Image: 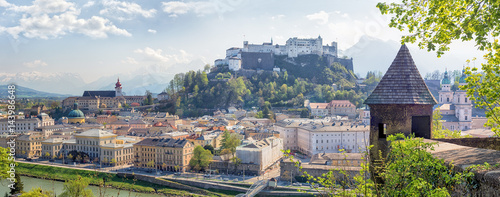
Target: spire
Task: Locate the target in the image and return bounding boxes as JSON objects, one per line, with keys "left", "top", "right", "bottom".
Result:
{"left": 364, "top": 45, "right": 437, "bottom": 105}
{"left": 115, "top": 77, "right": 122, "bottom": 88}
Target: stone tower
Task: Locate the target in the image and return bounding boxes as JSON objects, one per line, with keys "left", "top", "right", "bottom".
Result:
{"left": 364, "top": 45, "right": 437, "bottom": 175}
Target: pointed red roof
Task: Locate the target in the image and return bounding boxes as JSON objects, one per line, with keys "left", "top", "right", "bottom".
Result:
{"left": 115, "top": 78, "right": 122, "bottom": 88}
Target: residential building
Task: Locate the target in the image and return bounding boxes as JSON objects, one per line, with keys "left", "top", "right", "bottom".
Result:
{"left": 0, "top": 114, "right": 54, "bottom": 134}
{"left": 307, "top": 100, "right": 356, "bottom": 118}
{"left": 16, "top": 133, "right": 46, "bottom": 158}
{"left": 236, "top": 136, "right": 283, "bottom": 171}
{"left": 41, "top": 138, "right": 64, "bottom": 159}
{"left": 309, "top": 103, "right": 329, "bottom": 117}
{"left": 275, "top": 119, "right": 370, "bottom": 156}
{"left": 133, "top": 138, "right": 194, "bottom": 172}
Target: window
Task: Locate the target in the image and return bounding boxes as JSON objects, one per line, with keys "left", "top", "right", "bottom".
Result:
{"left": 465, "top": 97, "right": 468, "bottom": 103}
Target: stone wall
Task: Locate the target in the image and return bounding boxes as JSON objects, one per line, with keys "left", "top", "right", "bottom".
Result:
{"left": 434, "top": 138, "right": 500, "bottom": 151}
{"left": 427, "top": 139, "right": 500, "bottom": 196}
{"left": 116, "top": 173, "right": 248, "bottom": 193}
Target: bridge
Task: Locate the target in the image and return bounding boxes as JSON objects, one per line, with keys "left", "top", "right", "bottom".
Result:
{"left": 236, "top": 179, "right": 269, "bottom": 197}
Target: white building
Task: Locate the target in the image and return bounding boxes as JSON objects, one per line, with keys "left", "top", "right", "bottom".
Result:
{"left": 215, "top": 36, "right": 338, "bottom": 70}
{"left": 436, "top": 69, "right": 472, "bottom": 131}
{"left": 228, "top": 57, "right": 242, "bottom": 71}
{"left": 275, "top": 119, "right": 370, "bottom": 156}
{"left": 0, "top": 114, "right": 54, "bottom": 134}
{"left": 236, "top": 136, "right": 283, "bottom": 171}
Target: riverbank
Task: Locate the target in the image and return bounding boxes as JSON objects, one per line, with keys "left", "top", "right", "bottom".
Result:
{"left": 16, "top": 162, "right": 233, "bottom": 197}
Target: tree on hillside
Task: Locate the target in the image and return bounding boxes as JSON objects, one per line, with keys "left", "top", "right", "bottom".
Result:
{"left": 59, "top": 176, "right": 94, "bottom": 197}
{"left": 378, "top": 0, "right": 500, "bottom": 136}
{"left": 189, "top": 146, "right": 213, "bottom": 172}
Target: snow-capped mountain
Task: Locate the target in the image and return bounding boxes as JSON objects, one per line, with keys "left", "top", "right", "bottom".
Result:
{"left": 0, "top": 71, "right": 86, "bottom": 95}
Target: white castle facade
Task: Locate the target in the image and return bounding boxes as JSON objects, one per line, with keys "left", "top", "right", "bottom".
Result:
{"left": 215, "top": 36, "right": 338, "bottom": 71}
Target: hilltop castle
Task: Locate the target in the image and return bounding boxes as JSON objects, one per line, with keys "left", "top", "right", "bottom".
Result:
{"left": 215, "top": 36, "right": 351, "bottom": 71}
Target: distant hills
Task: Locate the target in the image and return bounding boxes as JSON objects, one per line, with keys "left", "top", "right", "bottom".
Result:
{"left": 343, "top": 35, "right": 469, "bottom": 77}
{"left": 0, "top": 85, "right": 71, "bottom": 98}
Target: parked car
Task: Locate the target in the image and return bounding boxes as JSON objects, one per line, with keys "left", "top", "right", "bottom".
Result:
{"left": 25, "top": 158, "right": 32, "bottom": 161}
{"left": 204, "top": 174, "right": 211, "bottom": 178}
{"left": 49, "top": 159, "right": 55, "bottom": 162}
{"left": 292, "top": 182, "right": 301, "bottom": 186}
{"left": 223, "top": 178, "right": 229, "bottom": 181}
{"left": 174, "top": 172, "right": 181, "bottom": 176}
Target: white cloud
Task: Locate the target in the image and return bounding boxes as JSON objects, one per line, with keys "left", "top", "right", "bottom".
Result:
{"left": 306, "top": 11, "right": 330, "bottom": 25}
{"left": 100, "top": 0, "right": 156, "bottom": 21}
{"left": 122, "top": 57, "right": 138, "bottom": 64}
{"left": 134, "top": 47, "right": 170, "bottom": 62}
{"left": 271, "top": 14, "right": 285, "bottom": 20}
{"left": 147, "top": 29, "right": 156, "bottom": 34}
{"left": 134, "top": 47, "right": 192, "bottom": 64}
{"left": 0, "top": 0, "right": 131, "bottom": 39}
{"left": 24, "top": 60, "right": 47, "bottom": 68}
{"left": 161, "top": 0, "right": 243, "bottom": 17}
{"left": 83, "top": 1, "right": 95, "bottom": 8}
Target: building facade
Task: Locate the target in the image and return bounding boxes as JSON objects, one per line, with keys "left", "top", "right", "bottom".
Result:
{"left": 275, "top": 119, "right": 370, "bottom": 156}
{"left": 62, "top": 79, "right": 146, "bottom": 111}
{"left": 436, "top": 69, "right": 473, "bottom": 131}
{"left": 133, "top": 138, "right": 194, "bottom": 172}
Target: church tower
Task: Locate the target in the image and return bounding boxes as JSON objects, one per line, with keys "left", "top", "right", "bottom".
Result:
{"left": 115, "top": 78, "right": 123, "bottom": 97}
{"left": 454, "top": 68, "right": 472, "bottom": 130}
{"left": 438, "top": 69, "right": 453, "bottom": 104}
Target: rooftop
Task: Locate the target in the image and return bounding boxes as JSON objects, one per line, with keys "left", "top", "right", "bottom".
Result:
{"left": 364, "top": 45, "right": 437, "bottom": 105}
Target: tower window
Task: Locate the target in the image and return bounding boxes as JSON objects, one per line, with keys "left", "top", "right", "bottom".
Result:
{"left": 447, "top": 98, "right": 449, "bottom": 102}
{"left": 465, "top": 98, "right": 468, "bottom": 103}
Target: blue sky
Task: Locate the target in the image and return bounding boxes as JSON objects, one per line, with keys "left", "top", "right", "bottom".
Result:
{"left": 0, "top": 0, "right": 484, "bottom": 84}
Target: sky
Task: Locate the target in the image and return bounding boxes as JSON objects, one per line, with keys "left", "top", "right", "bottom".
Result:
{"left": 0, "top": 0, "right": 486, "bottom": 85}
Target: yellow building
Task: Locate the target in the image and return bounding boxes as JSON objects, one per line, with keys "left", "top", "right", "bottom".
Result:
{"left": 16, "top": 133, "right": 45, "bottom": 158}
{"left": 134, "top": 138, "right": 194, "bottom": 172}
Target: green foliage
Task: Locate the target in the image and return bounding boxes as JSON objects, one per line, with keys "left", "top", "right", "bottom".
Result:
{"left": 432, "top": 109, "right": 471, "bottom": 139}
{"left": 189, "top": 146, "right": 213, "bottom": 171}
{"left": 203, "top": 144, "right": 215, "bottom": 154}
{"left": 59, "top": 175, "right": 94, "bottom": 197}
{"left": 166, "top": 55, "right": 366, "bottom": 117}
{"left": 10, "top": 173, "right": 23, "bottom": 195}
{"left": 377, "top": 0, "right": 500, "bottom": 136}
{"left": 285, "top": 134, "right": 476, "bottom": 196}
{"left": 220, "top": 131, "right": 241, "bottom": 155}
{"left": 376, "top": 134, "right": 470, "bottom": 196}
{"left": 19, "top": 187, "right": 53, "bottom": 197}
{"left": 0, "top": 147, "right": 10, "bottom": 180}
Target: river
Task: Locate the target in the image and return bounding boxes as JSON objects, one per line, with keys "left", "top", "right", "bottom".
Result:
{"left": 0, "top": 176, "right": 161, "bottom": 196}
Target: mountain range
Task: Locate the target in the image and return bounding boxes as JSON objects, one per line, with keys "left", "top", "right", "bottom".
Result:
{"left": 1, "top": 36, "right": 475, "bottom": 97}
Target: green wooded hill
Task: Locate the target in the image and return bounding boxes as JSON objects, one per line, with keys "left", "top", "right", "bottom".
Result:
{"left": 163, "top": 54, "right": 366, "bottom": 117}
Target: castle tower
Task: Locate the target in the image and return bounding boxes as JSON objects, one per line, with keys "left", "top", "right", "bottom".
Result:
{"left": 438, "top": 69, "right": 453, "bottom": 104}
{"left": 454, "top": 68, "right": 472, "bottom": 130}
{"left": 364, "top": 45, "right": 437, "bottom": 179}
{"left": 115, "top": 78, "right": 123, "bottom": 97}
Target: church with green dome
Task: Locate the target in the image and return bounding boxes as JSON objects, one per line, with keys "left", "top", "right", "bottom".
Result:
{"left": 68, "top": 103, "right": 85, "bottom": 124}
{"left": 436, "top": 68, "right": 472, "bottom": 131}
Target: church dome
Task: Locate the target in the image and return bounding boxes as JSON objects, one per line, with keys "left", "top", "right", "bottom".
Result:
{"left": 68, "top": 103, "right": 84, "bottom": 118}
{"left": 459, "top": 68, "right": 467, "bottom": 84}
{"left": 441, "top": 70, "right": 451, "bottom": 84}
{"left": 68, "top": 109, "right": 84, "bottom": 118}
